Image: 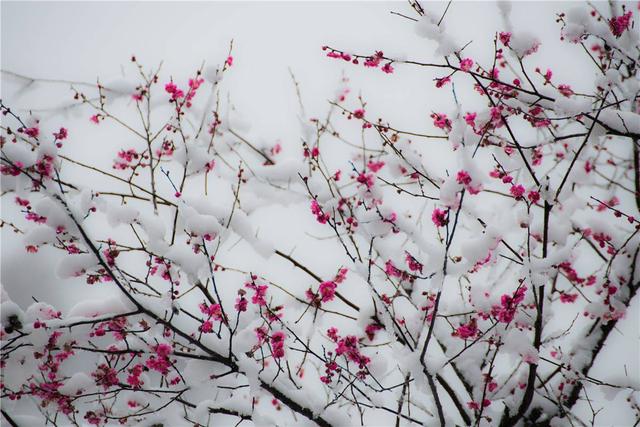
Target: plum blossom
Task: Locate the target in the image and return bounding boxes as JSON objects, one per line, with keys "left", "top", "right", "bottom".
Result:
{"left": 405, "top": 252, "right": 423, "bottom": 273}
{"left": 510, "top": 184, "right": 526, "bottom": 199}
{"left": 310, "top": 199, "right": 330, "bottom": 224}
{"left": 318, "top": 281, "right": 337, "bottom": 302}
{"left": 431, "top": 113, "right": 452, "bottom": 130}
{"left": 270, "top": 330, "right": 286, "bottom": 359}
{"left": 499, "top": 31, "right": 511, "bottom": 46}
{"left": 367, "top": 160, "right": 384, "bottom": 172}
{"left": 453, "top": 318, "right": 478, "bottom": 339}
{"left": 460, "top": 58, "right": 474, "bottom": 72}
{"left": 609, "top": 12, "right": 633, "bottom": 37}
{"left": 432, "top": 208, "right": 448, "bottom": 227}
{"left": 560, "top": 293, "right": 578, "bottom": 303}
{"left": 558, "top": 84, "right": 574, "bottom": 97}
{"left": 53, "top": 127, "right": 68, "bottom": 140}
{"left": 381, "top": 63, "right": 394, "bottom": 74}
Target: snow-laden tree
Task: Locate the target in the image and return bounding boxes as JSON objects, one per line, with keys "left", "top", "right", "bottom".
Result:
{"left": 1, "top": 2, "right": 639, "bottom": 426}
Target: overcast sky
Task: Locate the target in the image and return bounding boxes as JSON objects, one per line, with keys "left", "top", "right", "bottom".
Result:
{"left": 1, "top": 1, "right": 582, "bottom": 309}
{"left": 2, "top": 1, "right": 580, "bottom": 138}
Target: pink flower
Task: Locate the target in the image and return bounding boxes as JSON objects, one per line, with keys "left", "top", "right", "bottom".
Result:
{"left": 225, "top": 55, "right": 234, "bottom": 67}
{"left": 522, "top": 41, "right": 540, "bottom": 57}
{"left": 335, "top": 335, "right": 370, "bottom": 370}
{"left": 381, "top": 63, "right": 394, "bottom": 74}
{"left": 356, "top": 172, "right": 375, "bottom": 188}
{"left": 386, "top": 212, "right": 397, "bottom": 223}
{"left": 510, "top": 184, "right": 526, "bottom": 199}
{"left": 1, "top": 161, "right": 23, "bottom": 176}
{"left": 23, "top": 127, "right": 39, "bottom": 138}
{"left": 456, "top": 170, "right": 472, "bottom": 186}
{"left": 126, "top": 365, "right": 143, "bottom": 388}
{"left": 246, "top": 282, "right": 268, "bottom": 306}
{"left": 119, "top": 148, "right": 139, "bottom": 162}
{"left": 199, "top": 320, "right": 214, "bottom": 333}
{"left": 460, "top": 58, "right": 474, "bottom": 72}
{"left": 199, "top": 302, "right": 223, "bottom": 321}
{"left": 531, "top": 118, "right": 551, "bottom": 128}
{"left": 26, "top": 212, "right": 47, "bottom": 224}
{"left": 334, "top": 268, "right": 348, "bottom": 284}
{"left": 155, "top": 343, "right": 172, "bottom": 358}
{"left": 467, "top": 401, "right": 480, "bottom": 410}
{"left": 454, "top": 318, "right": 478, "bottom": 339}
{"left": 527, "top": 190, "right": 540, "bottom": 204}
{"left": 365, "top": 323, "right": 382, "bottom": 340}
{"left": 15, "top": 197, "right": 30, "bottom": 207}
{"left": 53, "top": 127, "right": 68, "bottom": 140}
{"left": 353, "top": 109, "right": 365, "bottom": 119}
{"left": 188, "top": 77, "right": 204, "bottom": 91}
{"left": 491, "top": 286, "right": 527, "bottom": 323}
{"left": 489, "top": 106, "right": 504, "bottom": 128}
{"left": 609, "top": 12, "right": 633, "bottom": 37}
{"left": 367, "top": 160, "right": 384, "bottom": 172}
{"left": 405, "top": 252, "right": 423, "bottom": 273}
{"left": 319, "top": 281, "right": 337, "bottom": 302}
{"left": 385, "top": 260, "right": 402, "bottom": 277}
{"left": 270, "top": 143, "right": 282, "bottom": 156}
{"left": 558, "top": 84, "right": 574, "bottom": 97}
{"left": 499, "top": 32, "right": 512, "bottom": 47}
{"left": 435, "top": 76, "right": 451, "bottom": 88}
{"left": 456, "top": 170, "right": 482, "bottom": 194}
{"left": 310, "top": 200, "right": 330, "bottom": 224}
{"left": 90, "top": 114, "right": 100, "bottom": 124}
{"left": 94, "top": 364, "right": 119, "bottom": 389}
{"left": 584, "top": 160, "right": 593, "bottom": 173}
{"left": 596, "top": 196, "right": 619, "bottom": 212}
{"left": 270, "top": 330, "right": 286, "bottom": 359}
{"left": 327, "top": 327, "right": 339, "bottom": 341}
{"left": 235, "top": 296, "right": 248, "bottom": 312}
{"left": 146, "top": 355, "right": 171, "bottom": 374}
{"left": 165, "top": 82, "right": 184, "bottom": 101}
{"left": 431, "top": 113, "right": 451, "bottom": 130}
{"left": 464, "top": 112, "right": 477, "bottom": 127}
{"left": 364, "top": 51, "right": 384, "bottom": 68}
{"left": 560, "top": 293, "right": 578, "bottom": 303}
{"left": 165, "top": 82, "right": 178, "bottom": 94}
{"left": 431, "top": 208, "right": 448, "bottom": 227}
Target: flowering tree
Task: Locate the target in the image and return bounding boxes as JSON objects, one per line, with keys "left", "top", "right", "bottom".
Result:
{"left": 1, "top": 2, "right": 639, "bottom": 426}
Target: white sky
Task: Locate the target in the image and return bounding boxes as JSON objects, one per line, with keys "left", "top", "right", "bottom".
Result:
{"left": 2, "top": 1, "right": 580, "bottom": 139}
